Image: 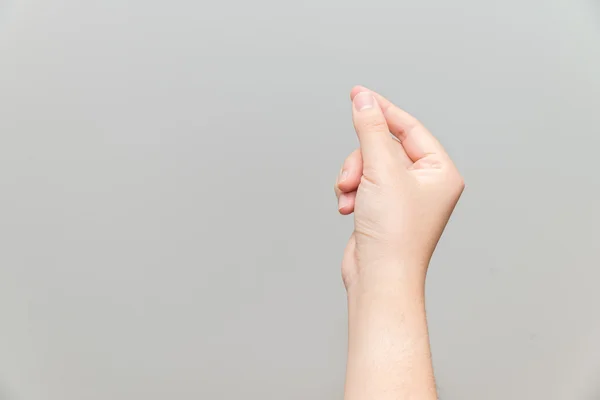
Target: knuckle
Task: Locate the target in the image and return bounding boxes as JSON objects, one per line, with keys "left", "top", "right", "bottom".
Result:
{"left": 447, "top": 172, "right": 465, "bottom": 194}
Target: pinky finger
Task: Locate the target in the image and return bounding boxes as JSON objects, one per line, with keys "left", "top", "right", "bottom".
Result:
{"left": 338, "top": 191, "right": 357, "bottom": 215}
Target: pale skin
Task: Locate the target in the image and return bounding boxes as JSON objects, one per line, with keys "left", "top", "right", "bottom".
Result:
{"left": 334, "top": 86, "right": 464, "bottom": 400}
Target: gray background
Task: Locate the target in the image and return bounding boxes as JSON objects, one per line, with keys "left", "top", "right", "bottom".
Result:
{"left": 1, "top": 0, "right": 599, "bottom": 399}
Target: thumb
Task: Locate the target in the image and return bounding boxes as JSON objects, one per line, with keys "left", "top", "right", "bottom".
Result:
{"left": 352, "top": 92, "right": 394, "bottom": 169}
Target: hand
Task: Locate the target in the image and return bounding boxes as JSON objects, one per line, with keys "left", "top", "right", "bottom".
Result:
{"left": 334, "top": 86, "right": 464, "bottom": 291}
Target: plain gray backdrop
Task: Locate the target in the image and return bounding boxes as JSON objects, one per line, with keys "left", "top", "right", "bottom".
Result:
{"left": 1, "top": 0, "right": 599, "bottom": 399}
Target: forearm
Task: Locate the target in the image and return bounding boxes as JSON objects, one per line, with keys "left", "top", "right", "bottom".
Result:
{"left": 344, "top": 266, "right": 437, "bottom": 400}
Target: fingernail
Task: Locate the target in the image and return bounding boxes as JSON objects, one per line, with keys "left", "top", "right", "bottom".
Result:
{"left": 353, "top": 92, "right": 375, "bottom": 111}
{"left": 338, "top": 169, "right": 348, "bottom": 183}
{"left": 338, "top": 193, "right": 350, "bottom": 210}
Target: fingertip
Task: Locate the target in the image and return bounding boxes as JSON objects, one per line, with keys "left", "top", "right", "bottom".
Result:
{"left": 350, "top": 85, "right": 370, "bottom": 100}
{"left": 338, "top": 206, "right": 354, "bottom": 215}
{"left": 337, "top": 149, "right": 363, "bottom": 192}
{"left": 337, "top": 169, "right": 361, "bottom": 193}
{"left": 337, "top": 180, "right": 355, "bottom": 194}
{"left": 353, "top": 91, "right": 380, "bottom": 112}
{"left": 338, "top": 192, "right": 356, "bottom": 215}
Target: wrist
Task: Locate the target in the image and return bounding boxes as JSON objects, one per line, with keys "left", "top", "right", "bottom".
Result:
{"left": 346, "top": 260, "right": 428, "bottom": 300}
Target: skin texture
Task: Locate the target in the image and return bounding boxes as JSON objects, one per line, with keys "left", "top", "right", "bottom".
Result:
{"left": 334, "top": 86, "right": 464, "bottom": 400}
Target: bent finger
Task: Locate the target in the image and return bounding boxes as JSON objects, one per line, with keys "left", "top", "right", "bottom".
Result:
{"left": 351, "top": 86, "right": 448, "bottom": 163}
{"left": 338, "top": 191, "right": 357, "bottom": 215}
{"left": 336, "top": 149, "right": 363, "bottom": 194}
